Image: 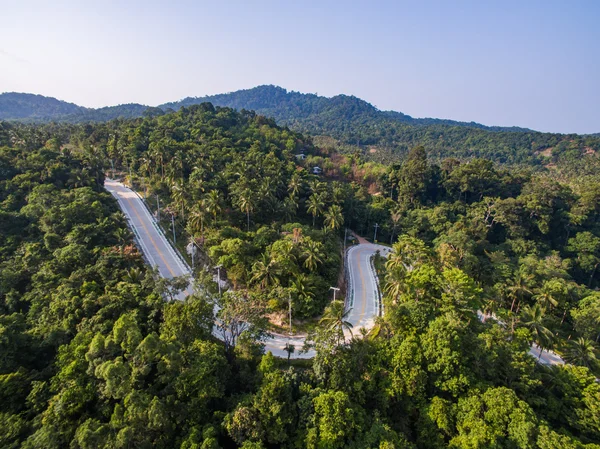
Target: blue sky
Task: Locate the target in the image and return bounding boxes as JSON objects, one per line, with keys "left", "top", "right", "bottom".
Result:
{"left": 1, "top": 0, "right": 599, "bottom": 133}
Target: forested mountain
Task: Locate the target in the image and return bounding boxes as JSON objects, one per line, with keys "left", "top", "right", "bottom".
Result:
{"left": 0, "top": 92, "right": 82, "bottom": 120}
{"left": 0, "top": 92, "right": 150, "bottom": 122}
{"left": 162, "top": 86, "right": 600, "bottom": 165}
{"left": 3, "top": 87, "right": 600, "bottom": 166}
{"left": 1, "top": 107, "right": 599, "bottom": 448}
{"left": 162, "top": 84, "right": 532, "bottom": 132}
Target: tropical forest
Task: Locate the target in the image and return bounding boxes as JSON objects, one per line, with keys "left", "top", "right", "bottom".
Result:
{"left": 0, "top": 93, "right": 599, "bottom": 449}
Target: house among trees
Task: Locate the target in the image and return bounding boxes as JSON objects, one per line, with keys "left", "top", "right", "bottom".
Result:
{"left": 295, "top": 153, "right": 306, "bottom": 160}
{"left": 311, "top": 166, "right": 323, "bottom": 175}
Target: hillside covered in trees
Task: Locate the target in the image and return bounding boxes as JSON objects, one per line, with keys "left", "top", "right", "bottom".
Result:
{"left": 0, "top": 92, "right": 150, "bottom": 123}
{"left": 3, "top": 86, "right": 600, "bottom": 167}
{"left": 1, "top": 106, "right": 599, "bottom": 448}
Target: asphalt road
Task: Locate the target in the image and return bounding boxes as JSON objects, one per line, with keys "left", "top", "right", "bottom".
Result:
{"left": 105, "top": 180, "right": 192, "bottom": 300}
{"left": 105, "top": 179, "right": 387, "bottom": 358}
{"left": 346, "top": 243, "right": 391, "bottom": 331}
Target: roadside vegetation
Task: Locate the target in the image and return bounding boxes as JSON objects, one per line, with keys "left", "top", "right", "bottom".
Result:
{"left": 0, "top": 107, "right": 599, "bottom": 448}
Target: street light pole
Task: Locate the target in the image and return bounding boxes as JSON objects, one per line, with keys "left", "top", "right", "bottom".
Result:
{"left": 373, "top": 223, "right": 379, "bottom": 242}
{"left": 343, "top": 228, "right": 347, "bottom": 269}
{"left": 330, "top": 286, "right": 340, "bottom": 302}
{"left": 156, "top": 195, "right": 160, "bottom": 221}
{"left": 189, "top": 238, "right": 195, "bottom": 270}
{"left": 215, "top": 265, "right": 222, "bottom": 296}
{"left": 288, "top": 291, "right": 293, "bottom": 336}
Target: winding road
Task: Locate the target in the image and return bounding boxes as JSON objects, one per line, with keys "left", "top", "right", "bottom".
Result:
{"left": 105, "top": 179, "right": 388, "bottom": 358}
{"left": 105, "top": 179, "right": 564, "bottom": 366}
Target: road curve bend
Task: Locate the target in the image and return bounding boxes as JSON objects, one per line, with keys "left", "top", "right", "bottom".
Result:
{"left": 105, "top": 179, "right": 388, "bottom": 358}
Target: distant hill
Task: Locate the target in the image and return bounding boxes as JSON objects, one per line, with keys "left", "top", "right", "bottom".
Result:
{"left": 0, "top": 92, "right": 82, "bottom": 120}
{"left": 160, "top": 85, "right": 533, "bottom": 133}
{"left": 161, "top": 86, "right": 598, "bottom": 164}
{"left": 0, "top": 92, "right": 150, "bottom": 122}
{"left": 1, "top": 87, "right": 599, "bottom": 165}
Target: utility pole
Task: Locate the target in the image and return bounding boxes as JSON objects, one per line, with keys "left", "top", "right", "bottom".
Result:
{"left": 288, "top": 291, "right": 293, "bottom": 336}
{"left": 109, "top": 159, "right": 115, "bottom": 178}
{"left": 373, "top": 223, "right": 379, "bottom": 242}
{"left": 215, "top": 265, "right": 222, "bottom": 296}
{"left": 343, "top": 228, "right": 347, "bottom": 269}
{"left": 156, "top": 195, "right": 160, "bottom": 221}
{"left": 330, "top": 286, "right": 340, "bottom": 302}
{"left": 189, "top": 238, "right": 196, "bottom": 270}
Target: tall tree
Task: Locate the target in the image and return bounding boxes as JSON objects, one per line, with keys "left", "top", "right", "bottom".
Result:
{"left": 307, "top": 193, "right": 326, "bottom": 228}
{"left": 323, "top": 204, "right": 344, "bottom": 231}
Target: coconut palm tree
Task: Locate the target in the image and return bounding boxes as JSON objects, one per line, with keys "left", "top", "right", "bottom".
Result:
{"left": 563, "top": 337, "right": 599, "bottom": 370}
{"left": 507, "top": 270, "right": 533, "bottom": 312}
{"left": 319, "top": 300, "right": 353, "bottom": 345}
{"left": 307, "top": 193, "right": 325, "bottom": 228}
{"left": 205, "top": 190, "right": 222, "bottom": 226}
{"left": 288, "top": 173, "right": 303, "bottom": 198}
{"left": 114, "top": 227, "right": 132, "bottom": 256}
{"left": 291, "top": 274, "right": 316, "bottom": 313}
{"left": 125, "top": 267, "right": 144, "bottom": 284}
{"left": 283, "top": 195, "right": 298, "bottom": 222}
{"left": 385, "top": 236, "right": 431, "bottom": 273}
{"left": 171, "top": 181, "right": 187, "bottom": 220}
{"left": 520, "top": 304, "right": 555, "bottom": 358}
{"left": 236, "top": 188, "right": 256, "bottom": 232}
{"left": 534, "top": 279, "right": 566, "bottom": 311}
{"left": 250, "top": 253, "right": 282, "bottom": 290}
{"left": 384, "top": 268, "right": 406, "bottom": 303}
{"left": 188, "top": 201, "right": 207, "bottom": 235}
{"left": 323, "top": 204, "right": 344, "bottom": 231}
{"left": 302, "top": 239, "right": 324, "bottom": 272}
{"left": 389, "top": 210, "right": 402, "bottom": 245}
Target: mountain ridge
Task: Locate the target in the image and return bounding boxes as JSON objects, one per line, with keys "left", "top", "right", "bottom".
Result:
{"left": 2, "top": 86, "right": 599, "bottom": 166}
{"left": 1, "top": 85, "right": 532, "bottom": 133}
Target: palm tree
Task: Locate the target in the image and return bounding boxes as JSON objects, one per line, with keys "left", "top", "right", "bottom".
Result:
{"left": 114, "top": 228, "right": 132, "bottom": 256}
{"left": 520, "top": 304, "right": 555, "bottom": 358}
{"left": 236, "top": 188, "right": 256, "bottom": 232}
{"left": 507, "top": 270, "right": 533, "bottom": 312}
{"left": 385, "top": 236, "right": 430, "bottom": 273}
{"left": 563, "top": 337, "right": 599, "bottom": 370}
{"left": 125, "top": 267, "right": 144, "bottom": 284}
{"left": 389, "top": 210, "right": 402, "bottom": 245}
{"left": 288, "top": 173, "right": 302, "bottom": 197}
{"left": 323, "top": 204, "right": 344, "bottom": 231}
{"left": 171, "top": 181, "right": 187, "bottom": 220}
{"left": 291, "top": 274, "right": 315, "bottom": 311}
{"left": 534, "top": 279, "right": 566, "bottom": 311}
{"left": 205, "top": 190, "right": 222, "bottom": 225}
{"left": 307, "top": 193, "right": 325, "bottom": 228}
{"left": 250, "top": 253, "right": 281, "bottom": 290}
{"left": 188, "top": 200, "right": 207, "bottom": 235}
{"left": 384, "top": 268, "right": 405, "bottom": 303}
{"left": 283, "top": 195, "right": 298, "bottom": 222}
{"left": 308, "top": 179, "right": 326, "bottom": 196}
{"left": 319, "top": 300, "right": 353, "bottom": 345}
{"left": 302, "top": 239, "right": 323, "bottom": 272}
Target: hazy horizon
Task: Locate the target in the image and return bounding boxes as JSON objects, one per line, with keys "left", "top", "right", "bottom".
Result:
{"left": 2, "top": 1, "right": 599, "bottom": 134}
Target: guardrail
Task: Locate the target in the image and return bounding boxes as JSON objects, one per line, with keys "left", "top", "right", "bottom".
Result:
{"left": 368, "top": 253, "right": 383, "bottom": 316}
{"left": 131, "top": 188, "right": 193, "bottom": 275}
{"left": 344, "top": 246, "right": 354, "bottom": 311}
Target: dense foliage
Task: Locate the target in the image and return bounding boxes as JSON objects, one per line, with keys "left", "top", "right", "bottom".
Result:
{"left": 4, "top": 87, "right": 600, "bottom": 167}
{"left": 1, "top": 108, "right": 599, "bottom": 448}
{"left": 163, "top": 85, "right": 600, "bottom": 166}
